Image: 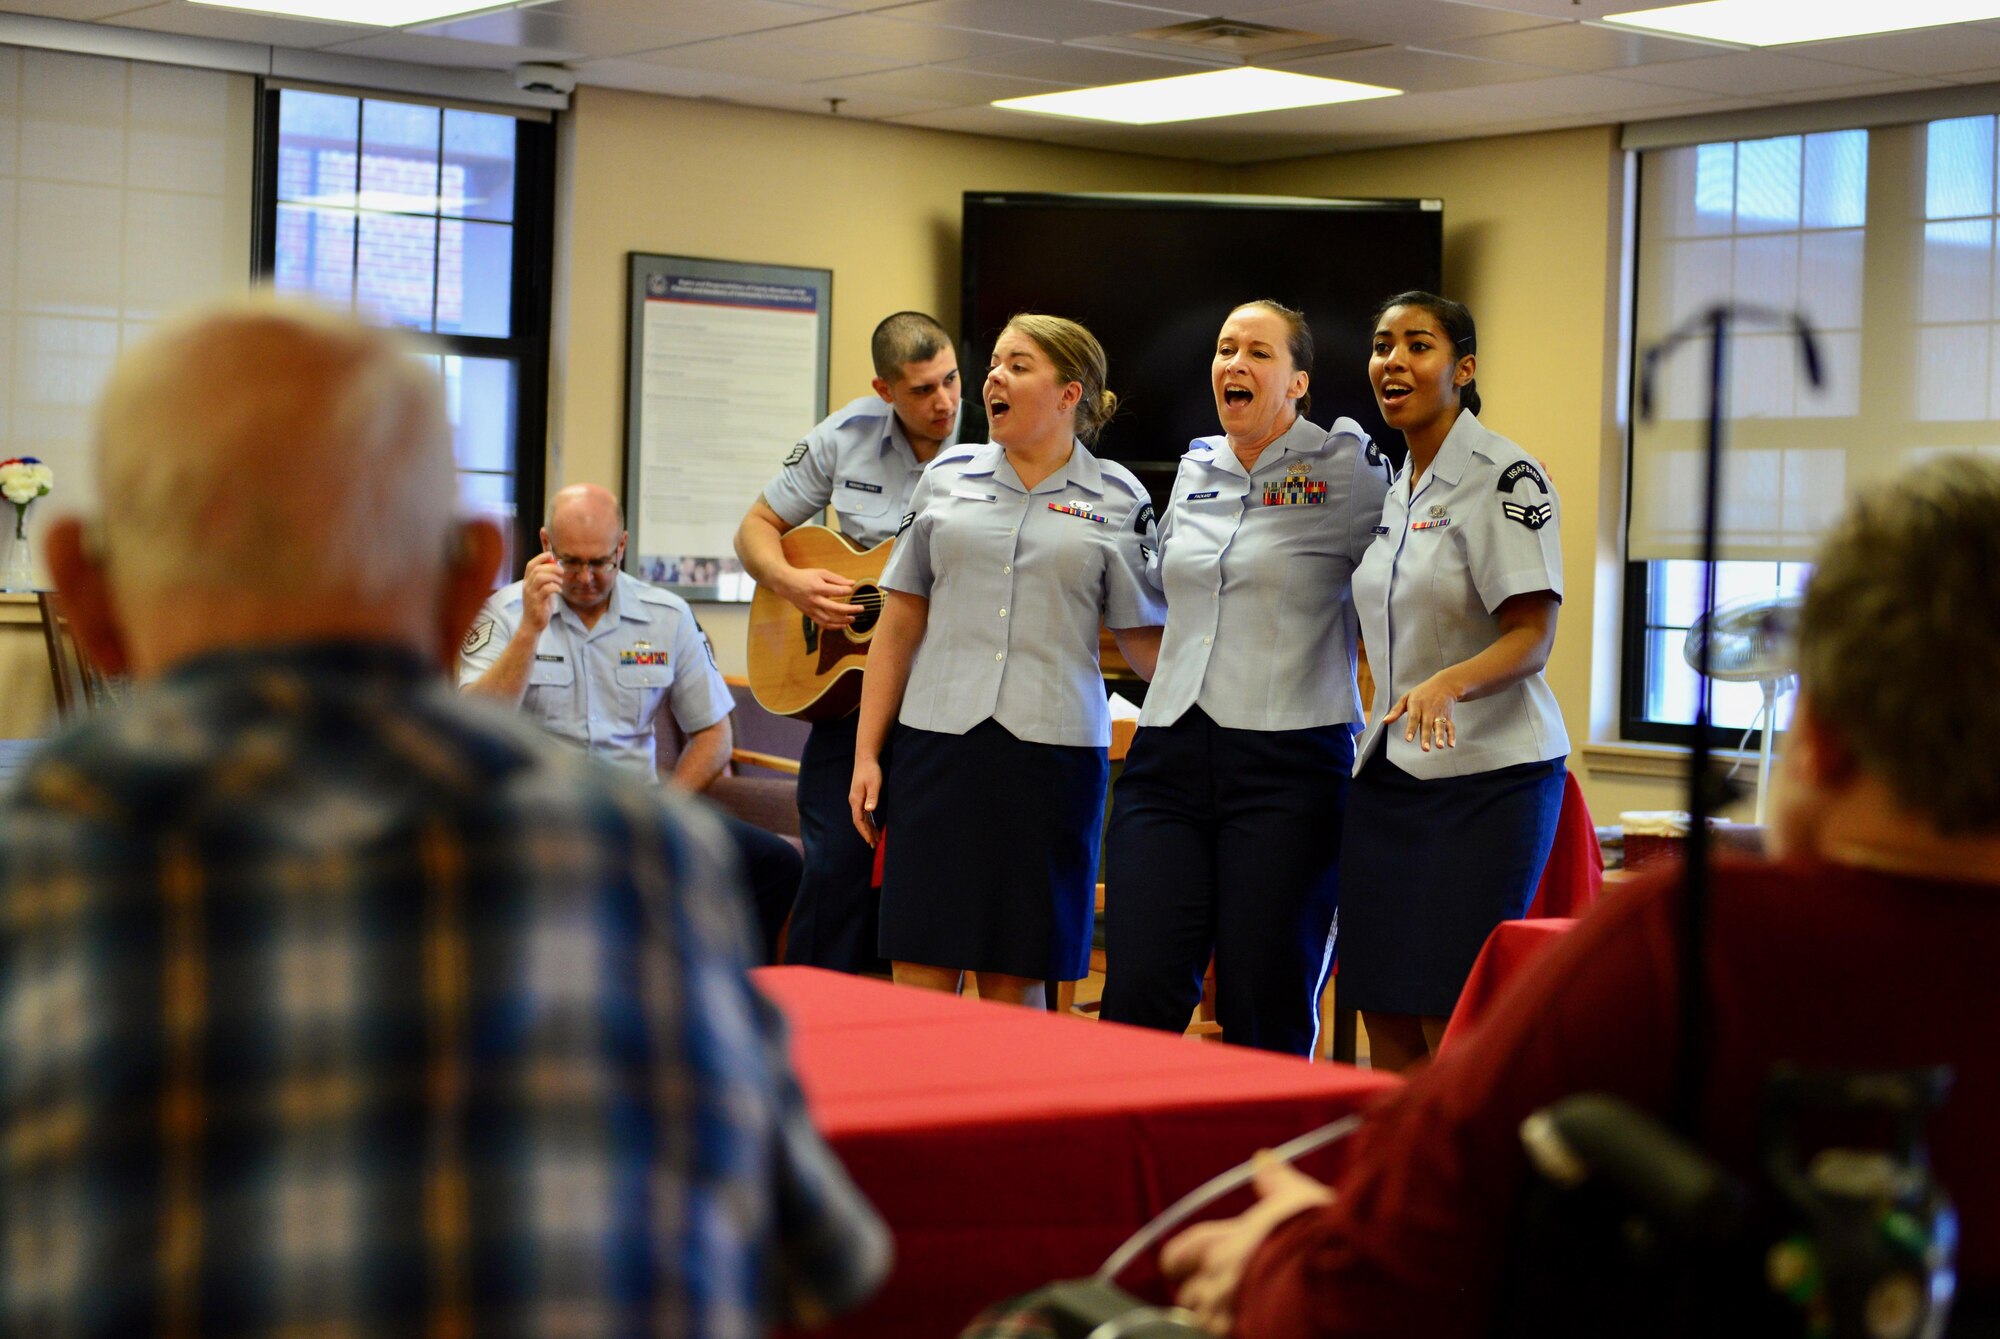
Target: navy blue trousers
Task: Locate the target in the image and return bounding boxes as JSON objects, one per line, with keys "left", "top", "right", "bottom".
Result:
{"left": 716, "top": 810, "right": 803, "bottom": 967}
{"left": 781, "top": 714, "right": 887, "bottom": 974}
{"left": 1101, "top": 707, "right": 1354, "bottom": 1056}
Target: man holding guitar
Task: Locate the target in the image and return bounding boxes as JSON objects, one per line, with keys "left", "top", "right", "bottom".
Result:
{"left": 734, "top": 311, "right": 962, "bottom": 973}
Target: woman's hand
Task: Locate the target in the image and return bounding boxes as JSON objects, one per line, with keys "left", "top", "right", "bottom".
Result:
{"left": 1383, "top": 672, "right": 1463, "bottom": 752}
{"left": 849, "top": 758, "right": 883, "bottom": 847}
{"left": 1160, "top": 1157, "right": 1336, "bottom": 1335}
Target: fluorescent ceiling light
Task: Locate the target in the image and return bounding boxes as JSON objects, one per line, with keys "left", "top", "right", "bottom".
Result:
{"left": 993, "top": 67, "right": 1398, "bottom": 126}
{"left": 189, "top": 0, "right": 541, "bottom": 25}
{"left": 1602, "top": 0, "right": 2000, "bottom": 47}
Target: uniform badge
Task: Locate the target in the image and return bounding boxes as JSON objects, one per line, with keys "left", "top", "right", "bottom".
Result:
{"left": 844, "top": 479, "right": 883, "bottom": 493}
{"left": 1503, "top": 500, "right": 1553, "bottom": 530}
{"left": 1048, "top": 500, "right": 1108, "bottom": 524}
{"left": 1371, "top": 525, "right": 1391, "bottom": 535}
{"left": 1411, "top": 517, "right": 1452, "bottom": 532}
{"left": 619, "top": 640, "right": 670, "bottom": 667}
{"left": 1134, "top": 502, "right": 1156, "bottom": 534}
{"left": 461, "top": 619, "right": 493, "bottom": 656}
{"left": 1428, "top": 504, "right": 1447, "bottom": 519}
{"left": 1498, "top": 460, "right": 1548, "bottom": 496}
{"left": 897, "top": 511, "right": 917, "bottom": 536}
{"left": 1263, "top": 459, "right": 1328, "bottom": 507}
{"left": 783, "top": 443, "right": 809, "bottom": 467}
{"left": 1187, "top": 490, "right": 1220, "bottom": 501}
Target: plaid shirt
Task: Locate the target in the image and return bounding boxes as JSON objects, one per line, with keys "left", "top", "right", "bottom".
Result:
{"left": 0, "top": 642, "right": 888, "bottom": 1338}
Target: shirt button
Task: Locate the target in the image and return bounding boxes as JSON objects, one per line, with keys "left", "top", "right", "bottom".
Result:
{"left": 1203, "top": 636, "right": 1213, "bottom": 645}
{"left": 1003, "top": 565, "right": 1011, "bottom": 574}
{"left": 1009, "top": 527, "right": 1017, "bottom": 535}
{"left": 995, "top": 651, "right": 1005, "bottom": 661}
{"left": 999, "top": 608, "right": 1008, "bottom": 617}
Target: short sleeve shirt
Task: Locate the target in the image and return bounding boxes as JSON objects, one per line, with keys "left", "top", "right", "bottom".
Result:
{"left": 761, "top": 394, "right": 958, "bottom": 549}
{"left": 881, "top": 439, "right": 1164, "bottom": 747}
{"left": 458, "top": 570, "right": 731, "bottom": 776}
{"left": 1351, "top": 410, "right": 1568, "bottom": 779}
{"left": 1143, "top": 414, "right": 1393, "bottom": 731}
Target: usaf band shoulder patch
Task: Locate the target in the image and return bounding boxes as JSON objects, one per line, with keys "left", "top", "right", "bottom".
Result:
{"left": 897, "top": 511, "right": 917, "bottom": 536}
{"left": 1503, "top": 499, "right": 1554, "bottom": 530}
{"left": 461, "top": 619, "right": 493, "bottom": 656}
{"left": 783, "top": 442, "right": 809, "bottom": 467}
{"left": 1498, "top": 460, "right": 1547, "bottom": 495}
{"left": 1134, "top": 502, "right": 1156, "bottom": 534}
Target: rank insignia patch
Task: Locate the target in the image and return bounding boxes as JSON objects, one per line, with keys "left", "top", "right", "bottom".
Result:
{"left": 462, "top": 620, "right": 492, "bottom": 655}
{"left": 783, "top": 443, "right": 809, "bottom": 467}
{"left": 1503, "top": 500, "right": 1553, "bottom": 530}
{"left": 897, "top": 511, "right": 916, "bottom": 536}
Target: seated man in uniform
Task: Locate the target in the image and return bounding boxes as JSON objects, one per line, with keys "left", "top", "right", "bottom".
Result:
{"left": 462, "top": 482, "right": 802, "bottom": 960}
{"left": 0, "top": 294, "right": 888, "bottom": 1335}
{"left": 1160, "top": 453, "right": 2000, "bottom": 1336}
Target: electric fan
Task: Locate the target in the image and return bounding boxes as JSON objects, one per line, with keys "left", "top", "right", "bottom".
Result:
{"left": 1681, "top": 593, "right": 1800, "bottom": 824}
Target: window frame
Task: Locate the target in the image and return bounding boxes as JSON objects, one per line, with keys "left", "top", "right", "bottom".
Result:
{"left": 249, "top": 84, "right": 553, "bottom": 571}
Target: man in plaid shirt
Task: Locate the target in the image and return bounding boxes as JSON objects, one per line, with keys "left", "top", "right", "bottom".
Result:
{"left": 0, "top": 295, "right": 889, "bottom": 1337}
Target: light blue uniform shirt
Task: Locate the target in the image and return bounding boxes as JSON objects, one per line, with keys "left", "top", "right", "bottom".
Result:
{"left": 1143, "top": 414, "right": 1392, "bottom": 731}
{"left": 762, "top": 394, "right": 959, "bottom": 548}
{"left": 1352, "top": 410, "right": 1568, "bottom": 780}
{"left": 458, "top": 570, "right": 731, "bottom": 776}
{"left": 882, "top": 439, "right": 1165, "bottom": 747}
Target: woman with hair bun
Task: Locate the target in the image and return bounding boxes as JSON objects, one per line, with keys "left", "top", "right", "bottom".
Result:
{"left": 1341, "top": 291, "right": 1569, "bottom": 1071}
{"left": 849, "top": 313, "right": 1164, "bottom": 1006}
{"left": 1100, "top": 299, "right": 1389, "bottom": 1056}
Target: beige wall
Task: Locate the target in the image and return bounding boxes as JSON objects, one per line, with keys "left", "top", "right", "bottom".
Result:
{"left": 551, "top": 88, "right": 1229, "bottom": 671}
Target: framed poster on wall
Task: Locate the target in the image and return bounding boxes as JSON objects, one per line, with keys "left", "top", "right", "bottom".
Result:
{"left": 623, "top": 252, "right": 832, "bottom": 601}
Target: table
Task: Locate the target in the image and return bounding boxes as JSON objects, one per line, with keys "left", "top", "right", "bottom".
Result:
{"left": 757, "top": 966, "right": 1399, "bottom": 1338}
{"left": 1437, "top": 918, "right": 1578, "bottom": 1053}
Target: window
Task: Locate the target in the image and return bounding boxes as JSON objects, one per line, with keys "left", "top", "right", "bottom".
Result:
{"left": 1625, "top": 114, "right": 2000, "bottom": 744}
{"left": 258, "top": 87, "right": 552, "bottom": 577}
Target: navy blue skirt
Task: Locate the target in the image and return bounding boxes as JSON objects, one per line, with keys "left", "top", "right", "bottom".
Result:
{"left": 1337, "top": 751, "right": 1566, "bottom": 1017}
{"left": 878, "top": 719, "right": 1109, "bottom": 981}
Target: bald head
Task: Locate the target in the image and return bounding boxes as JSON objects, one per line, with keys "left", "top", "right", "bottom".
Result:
{"left": 96, "top": 293, "right": 456, "bottom": 602}
{"left": 51, "top": 293, "right": 501, "bottom": 677}
{"left": 542, "top": 483, "right": 628, "bottom": 613}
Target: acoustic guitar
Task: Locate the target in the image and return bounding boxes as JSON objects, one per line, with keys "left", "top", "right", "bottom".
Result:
{"left": 746, "top": 524, "right": 892, "bottom": 721}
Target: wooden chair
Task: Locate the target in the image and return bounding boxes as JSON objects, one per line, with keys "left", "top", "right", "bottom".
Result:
{"left": 37, "top": 592, "right": 114, "bottom": 719}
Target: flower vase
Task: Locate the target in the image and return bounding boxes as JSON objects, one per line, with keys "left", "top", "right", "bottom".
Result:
{"left": 3, "top": 507, "right": 34, "bottom": 593}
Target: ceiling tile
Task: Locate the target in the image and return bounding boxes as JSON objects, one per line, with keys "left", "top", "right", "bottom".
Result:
{"left": 881, "top": 101, "right": 1082, "bottom": 139}
{"left": 627, "top": 37, "right": 911, "bottom": 82}
{"left": 1613, "top": 50, "right": 1884, "bottom": 96}
{"left": 323, "top": 29, "right": 573, "bottom": 67}
{"left": 939, "top": 41, "right": 1210, "bottom": 85}
{"left": 418, "top": 1, "right": 841, "bottom": 55}
{"left": 1756, "top": 75, "right": 1952, "bottom": 102}
{"left": 1785, "top": 25, "right": 2000, "bottom": 77}
{"left": 1274, "top": 44, "right": 1556, "bottom": 92}
{"left": 1236, "top": 0, "right": 1565, "bottom": 46}
{"left": 726, "top": 11, "right": 1043, "bottom": 62}
{"left": 97, "top": 2, "right": 371, "bottom": 48}
{"left": 806, "top": 62, "right": 1069, "bottom": 103}
{"left": 862, "top": 0, "right": 1204, "bottom": 43}
{"left": 1422, "top": 20, "right": 1720, "bottom": 71}
{"left": 1446, "top": 0, "right": 1695, "bottom": 19}
{"left": 1437, "top": 69, "right": 1722, "bottom": 117}
{"left": 0, "top": 0, "right": 161, "bottom": 19}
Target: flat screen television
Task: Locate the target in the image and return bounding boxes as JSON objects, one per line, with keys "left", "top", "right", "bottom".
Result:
{"left": 960, "top": 192, "right": 1443, "bottom": 503}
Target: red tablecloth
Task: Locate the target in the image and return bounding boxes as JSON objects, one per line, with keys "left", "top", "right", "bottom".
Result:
{"left": 757, "top": 966, "right": 1399, "bottom": 1338}
{"left": 1525, "top": 769, "right": 1603, "bottom": 919}
{"left": 1438, "top": 918, "right": 1578, "bottom": 1053}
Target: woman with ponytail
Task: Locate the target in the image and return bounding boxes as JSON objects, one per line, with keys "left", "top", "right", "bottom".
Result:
{"left": 1340, "top": 292, "right": 1569, "bottom": 1071}
{"left": 849, "top": 313, "right": 1164, "bottom": 1006}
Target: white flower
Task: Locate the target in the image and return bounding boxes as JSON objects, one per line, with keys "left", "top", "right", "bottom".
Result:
{"left": 28, "top": 465, "right": 51, "bottom": 489}
{"left": 1, "top": 481, "right": 35, "bottom": 504}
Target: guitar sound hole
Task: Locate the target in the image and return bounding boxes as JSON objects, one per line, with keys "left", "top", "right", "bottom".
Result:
{"left": 851, "top": 583, "right": 883, "bottom": 635}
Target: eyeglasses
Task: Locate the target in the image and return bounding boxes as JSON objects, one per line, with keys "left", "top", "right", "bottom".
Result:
{"left": 553, "top": 553, "right": 619, "bottom": 574}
